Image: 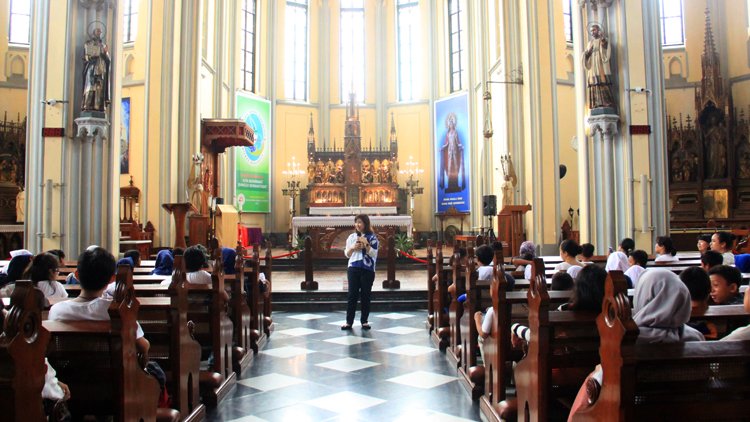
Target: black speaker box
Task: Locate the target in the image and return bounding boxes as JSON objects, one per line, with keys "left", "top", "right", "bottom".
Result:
{"left": 483, "top": 195, "right": 497, "bottom": 216}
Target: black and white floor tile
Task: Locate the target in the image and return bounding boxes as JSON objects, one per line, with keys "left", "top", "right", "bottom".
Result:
{"left": 206, "top": 310, "right": 481, "bottom": 422}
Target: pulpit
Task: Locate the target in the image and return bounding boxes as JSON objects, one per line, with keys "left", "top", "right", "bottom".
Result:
{"left": 188, "top": 119, "right": 254, "bottom": 247}
{"left": 497, "top": 205, "right": 531, "bottom": 258}
{"left": 162, "top": 202, "right": 196, "bottom": 249}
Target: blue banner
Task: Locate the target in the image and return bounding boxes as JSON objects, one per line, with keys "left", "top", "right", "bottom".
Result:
{"left": 434, "top": 92, "right": 471, "bottom": 213}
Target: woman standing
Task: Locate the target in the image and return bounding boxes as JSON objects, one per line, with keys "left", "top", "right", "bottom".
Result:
{"left": 342, "top": 214, "right": 379, "bottom": 330}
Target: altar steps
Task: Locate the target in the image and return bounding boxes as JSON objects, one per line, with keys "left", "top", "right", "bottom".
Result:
{"left": 272, "top": 289, "right": 427, "bottom": 312}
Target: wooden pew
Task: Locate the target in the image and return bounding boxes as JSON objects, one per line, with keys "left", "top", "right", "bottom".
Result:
{"left": 259, "top": 241, "right": 274, "bottom": 337}
{"left": 44, "top": 269, "right": 173, "bottom": 421}
{"left": 187, "top": 257, "right": 236, "bottom": 408}
{"left": 479, "top": 249, "right": 514, "bottom": 422}
{"left": 447, "top": 246, "right": 472, "bottom": 367}
{"left": 245, "top": 245, "right": 267, "bottom": 353}
{"left": 138, "top": 255, "right": 206, "bottom": 422}
{"left": 426, "top": 241, "right": 436, "bottom": 333}
{"left": 457, "top": 247, "right": 484, "bottom": 399}
{"left": 0, "top": 282, "right": 49, "bottom": 422}
{"left": 570, "top": 277, "right": 750, "bottom": 421}
{"left": 514, "top": 259, "right": 604, "bottom": 422}
{"left": 430, "top": 243, "right": 450, "bottom": 351}
{"left": 227, "top": 244, "right": 254, "bottom": 377}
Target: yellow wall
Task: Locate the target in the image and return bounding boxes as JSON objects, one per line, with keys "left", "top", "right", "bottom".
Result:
{"left": 0, "top": 0, "right": 28, "bottom": 120}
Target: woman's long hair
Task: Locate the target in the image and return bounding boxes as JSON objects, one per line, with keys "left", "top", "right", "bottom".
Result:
{"left": 355, "top": 214, "right": 372, "bottom": 235}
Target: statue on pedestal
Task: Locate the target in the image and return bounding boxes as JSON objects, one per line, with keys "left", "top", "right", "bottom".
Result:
{"left": 500, "top": 154, "right": 517, "bottom": 208}
{"left": 81, "top": 22, "right": 110, "bottom": 113}
{"left": 582, "top": 23, "right": 616, "bottom": 111}
{"left": 187, "top": 154, "right": 206, "bottom": 215}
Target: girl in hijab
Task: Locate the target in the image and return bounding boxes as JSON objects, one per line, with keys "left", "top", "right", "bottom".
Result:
{"left": 567, "top": 269, "right": 703, "bottom": 420}
{"left": 221, "top": 247, "right": 237, "bottom": 275}
{"left": 151, "top": 249, "right": 174, "bottom": 275}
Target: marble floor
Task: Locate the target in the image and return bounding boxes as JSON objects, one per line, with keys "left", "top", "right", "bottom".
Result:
{"left": 206, "top": 310, "right": 481, "bottom": 422}
{"left": 270, "top": 270, "right": 426, "bottom": 292}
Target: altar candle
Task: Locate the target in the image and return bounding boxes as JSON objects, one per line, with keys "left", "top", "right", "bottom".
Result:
{"left": 289, "top": 196, "right": 294, "bottom": 211}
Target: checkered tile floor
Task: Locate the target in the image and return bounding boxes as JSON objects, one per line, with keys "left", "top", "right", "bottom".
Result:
{"left": 206, "top": 311, "right": 480, "bottom": 422}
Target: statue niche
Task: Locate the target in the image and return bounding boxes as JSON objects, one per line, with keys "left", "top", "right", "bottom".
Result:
{"left": 700, "top": 104, "right": 728, "bottom": 180}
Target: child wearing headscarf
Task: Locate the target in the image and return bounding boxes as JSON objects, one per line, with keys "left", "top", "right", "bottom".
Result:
{"left": 567, "top": 269, "right": 703, "bottom": 420}
{"left": 151, "top": 249, "right": 174, "bottom": 276}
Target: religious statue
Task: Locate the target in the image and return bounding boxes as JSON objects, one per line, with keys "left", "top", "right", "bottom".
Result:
{"left": 15, "top": 189, "right": 24, "bottom": 223}
{"left": 314, "top": 160, "right": 325, "bottom": 183}
{"left": 372, "top": 160, "right": 382, "bottom": 183}
{"left": 381, "top": 159, "right": 393, "bottom": 183}
{"left": 325, "top": 159, "right": 336, "bottom": 183}
{"left": 582, "top": 23, "right": 615, "bottom": 110}
{"left": 81, "top": 22, "right": 110, "bottom": 112}
{"left": 500, "top": 154, "right": 518, "bottom": 208}
{"left": 335, "top": 160, "right": 345, "bottom": 183}
{"left": 440, "top": 113, "right": 465, "bottom": 193}
{"left": 187, "top": 154, "right": 206, "bottom": 214}
{"left": 307, "top": 162, "right": 316, "bottom": 184}
{"left": 361, "top": 160, "right": 374, "bottom": 183}
{"left": 704, "top": 113, "right": 727, "bottom": 179}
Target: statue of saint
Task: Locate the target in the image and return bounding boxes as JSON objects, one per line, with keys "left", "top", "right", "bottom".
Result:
{"left": 81, "top": 23, "right": 110, "bottom": 112}
{"left": 381, "top": 159, "right": 393, "bottom": 183}
{"left": 500, "top": 154, "right": 517, "bottom": 208}
{"left": 307, "top": 162, "right": 316, "bottom": 184}
{"left": 361, "top": 160, "right": 373, "bottom": 183}
{"left": 704, "top": 113, "right": 727, "bottom": 179}
{"left": 582, "top": 23, "right": 615, "bottom": 110}
{"left": 15, "top": 189, "right": 24, "bottom": 223}
{"left": 187, "top": 154, "right": 205, "bottom": 214}
{"left": 335, "top": 160, "right": 345, "bottom": 183}
{"left": 440, "top": 113, "right": 465, "bottom": 193}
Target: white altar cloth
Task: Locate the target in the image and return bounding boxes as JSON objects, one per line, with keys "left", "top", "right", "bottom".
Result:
{"left": 308, "top": 206, "right": 397, "bottom": 216}
{"left": 292, "top": 215, "right": 413, "bottom": 240}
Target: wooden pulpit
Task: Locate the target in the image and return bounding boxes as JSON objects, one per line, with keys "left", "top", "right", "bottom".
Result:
{"left": 497, "top": 205, "right": 531, "bottom": 258}
{"left": 162, "top": 202, "right": 197, "bottom": 249}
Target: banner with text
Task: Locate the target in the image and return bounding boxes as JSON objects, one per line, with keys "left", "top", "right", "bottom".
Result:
{"left": 434, "top": 92, "right": 471, "bottom": 213}
{"left": 235, "top": 93, "right": 271, "bottom": 213}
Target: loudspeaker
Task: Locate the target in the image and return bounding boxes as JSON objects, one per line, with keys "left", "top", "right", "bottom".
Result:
{"left": 483, "top": 195, "right": 497, "bottom": 216}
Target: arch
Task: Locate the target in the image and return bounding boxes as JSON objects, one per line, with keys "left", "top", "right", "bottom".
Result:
{"left": 668, "top": 56, "right": 683, "bottom": 78}
{"left": 8, "top": 55, "right": 26, "bottom": 78}
{"left": 124, "top": 54, "right": 135, "bottom": 79}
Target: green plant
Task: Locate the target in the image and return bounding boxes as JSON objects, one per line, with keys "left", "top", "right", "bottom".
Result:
{"left": 294, "top": 233, "right": 308, "bottom": 251}
{"left": 393, "top": 232, "right": 414, "bottom": 255}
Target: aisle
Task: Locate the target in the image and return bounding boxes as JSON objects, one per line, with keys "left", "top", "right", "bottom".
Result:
{"left": 207, "top": 311, "right": 481, "bottom": 421}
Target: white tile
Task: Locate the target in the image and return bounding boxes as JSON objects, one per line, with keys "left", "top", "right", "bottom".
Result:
{"left": 324, "top": 335, "right": 376, "bottom": 345}
{"left": 391, "top": 409, "right": 477, "bottom": 422}
{"left": 315, "top": 357, "right": 380, "bottom": 372}
{"left": 237, "top": 373, "right": 307, "bottom": 392}
{"left": 306, "top": 391, "right": 386, "bottom": 413}
{"left": 287, "top": 313, "right": 327, "bottom": 321}
{"left": 260, "top": 346, "right": 316, "bottom": 359}
{"left": 275, "top": 327, "right": 323, "bottom": 337}
{"left": 373, "top": 312, "right": 415, "bottom": 320}
{"left": 381, "top": 345, "right": 436, "bottom": 357}
{"left": 227, "top": 416, "right": 270, "bottom": 422}
{"left": 376, "top": 326, "right": 423, "bottom": 335}
{"left": 327, "top": 319, "right": 349, "bottom": 326}
{"left": 387, "top": 371, "right": 457, "bottom": 389}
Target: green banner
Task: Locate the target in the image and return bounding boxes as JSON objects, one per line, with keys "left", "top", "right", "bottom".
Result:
{"left": 235, "top": 93, "right": 271, "bottom": 212}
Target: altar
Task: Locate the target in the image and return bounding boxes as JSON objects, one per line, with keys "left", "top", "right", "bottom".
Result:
{"left": 292, "top": 215, "right": 412, "bottom": 258}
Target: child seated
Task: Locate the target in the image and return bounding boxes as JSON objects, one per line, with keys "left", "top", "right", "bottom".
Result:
{"left": 473, "top": 276, "right": 499, "bottom": 363}
{"left": 708, "top": 265, "right": 744, "bottom": 305}
{"left": 578, "top": 243, "right": 595, "bottom": 265}
{"left": 554, "top": 239, "right": 583, "bottom": 274}
{"left": 710, "top": 231, "right": 735, "bottom": 265}
{"left": 550, "top": 272, "right": 574, "bottom": 291}
{"left": 654, "top": 236, "right": 679, "bottom": 263}
{"left": 124, "top": 249, "right": 141, "bottom": 267}
{"left": 0, "top": 253, "right": 68, "bottom": 299}
{"left": 680, "top": 266, "right": 717, "bottom": 339}
{"left": 512, "top": 241, "right": 536, "bottom": 273}
{"left": 697, "top": 234, "right": 712, "bottom": 254}
{"left": 700, "top": 250, "right": 723, "bottom": 271}
{"left": 475, "top": 245, "right": 495, "bottom": 281}
{"left": 48, "top": 247, "right": 150, "bottom": 355}
{"left": 624, "top": 249, "right": 648, "bottom": 287}
{"left": 720, "top": 278, "right": 750, "bottom": 341}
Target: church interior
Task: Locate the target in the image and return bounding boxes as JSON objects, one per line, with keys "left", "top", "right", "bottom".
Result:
{"left": 2, "top": 0, "right": 750, "bottom": 421}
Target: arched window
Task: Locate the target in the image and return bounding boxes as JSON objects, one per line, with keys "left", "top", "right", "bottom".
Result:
{"left": 447, "top": 0, "right": 465, "bottom": 92}
{"left": 123, "top": 0, "right": 139, "bottom": 43}
{"left": 8, "top": 0, "right": 31, "bottom": 45}
{"left": 285, "top": 0, "right": 309, "bottom": 101}
{"left": 660, "top": 0, "right": 685, "bottom": 47}
{"left": 562, "top": 0, "right": 573, "bottom": 44}
{"left": 241, "top": 0, "right": 258, "bottom": 92}
{"left": 397, "top": 0, "right": 420, "bottom": 101}
{"left": 340, "top": 0, "right": 365, "bottom": 103}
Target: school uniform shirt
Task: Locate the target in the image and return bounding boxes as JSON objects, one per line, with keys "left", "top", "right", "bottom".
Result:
{"left": 187, "top": 270, "right": 212, "bottom": 284}
{"left": 345, "top": 232, "right": 379, "bottom": 272}
{"left": 48, "top": 297, "right": 145, "bottom": 339}
{"left": 654, "top": 254, "right": 679, "bottom": 263}
{"left": 553, "top": 261, "right": 581, "bottom": 274}
{"left": 0, "top": 280, "right": 68, "bottom": 299}
{"left": 481, "top": 306, "right": 495, "bottom": 336}
{"left": 477, "top": 265, "right": 494, "bottom": 281}
{"left": 722, "top": 252, "right": 735, "bottom": 266}
{"left": 42, "top": 359, "right": 65, "bottom": 400}
{"left": 567, "top": 265, "right": 583, "bottom": 280}
{"left": 624, "top": 265, "right": 646, "bottom": 288}
{"left": 721, "top": 324, "right": 750, "bottom": 341}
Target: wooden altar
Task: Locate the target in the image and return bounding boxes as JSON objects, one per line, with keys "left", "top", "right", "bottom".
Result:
{"left": 292, "top": 215, "right": 413, "bottom": 259}
{"left": 667, "top": 9, "right": 750, "bottom": 229}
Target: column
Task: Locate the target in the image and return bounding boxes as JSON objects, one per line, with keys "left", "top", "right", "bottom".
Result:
{"left": 177, "top": 0, "right": 202, "bottom": 203}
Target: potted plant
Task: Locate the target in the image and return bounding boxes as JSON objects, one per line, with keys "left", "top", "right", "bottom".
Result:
{"left": 393, "top": 232, "right": 414, "bottom": 261}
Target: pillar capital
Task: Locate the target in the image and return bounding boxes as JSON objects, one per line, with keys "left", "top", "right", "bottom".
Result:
{"left": 578, "top": 0, "right": 615, "bottom": 11}
{"left": 74, "top": 116, "right": 110, "bottom": 140}
{"left": 587, "top": 114, "right": 619, "bottom": 139}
